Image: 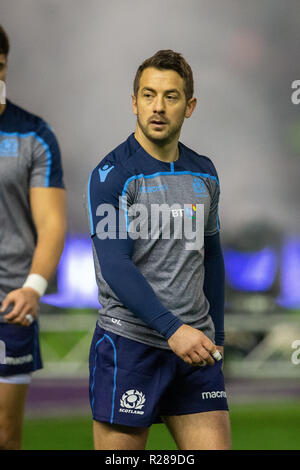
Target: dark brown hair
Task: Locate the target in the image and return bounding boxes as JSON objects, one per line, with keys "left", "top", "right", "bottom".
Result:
{"left": 0, "top": 25, "right": 9, "bottom": 56}
{"left": 133, "top": 49, "right": 194, "bottom": 102}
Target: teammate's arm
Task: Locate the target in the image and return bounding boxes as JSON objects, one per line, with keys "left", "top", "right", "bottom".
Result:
{"left": 28, "top": 187, "right": 67, "bottom": 280}
{"left": 1, "top": 121, "right": 65, "bottom": 326}
{"left": 1, "top": 187, "right": 66, "bottom": 326}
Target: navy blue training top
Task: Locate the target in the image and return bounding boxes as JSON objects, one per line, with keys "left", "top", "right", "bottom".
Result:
{"left": 87, "top": 133, "right": 225, "bottom": 349}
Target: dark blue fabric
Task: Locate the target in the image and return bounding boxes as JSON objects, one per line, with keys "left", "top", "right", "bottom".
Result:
{"left": 88, "top": 133, "right": 224, "bottom": 344}
{"left": 89, "top": 324, "right": 228, "bottom": 426}
{"left": 0, "top": 99, "right": 64, "bottom": 188}
{"left": 92, "top": 235, "right": 183, "bottom": 339}
{"left": 93, "top": 232, "right": 225, "bottom": 344}
{"left": 87, "top": 132, "right": 219, "bottom": 237}
{"left": 203, "top": 233, "right": 225, "bottom": 345}
{"left": 0, "top": 320, "right": 42, "bottom": 376}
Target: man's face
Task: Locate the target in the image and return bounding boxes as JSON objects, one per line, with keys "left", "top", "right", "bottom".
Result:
{"left": 132, "top": 67, "right": 196, "bottom": 146}
{"left": 0, "top": 54, "right": 7, "bottom": 82}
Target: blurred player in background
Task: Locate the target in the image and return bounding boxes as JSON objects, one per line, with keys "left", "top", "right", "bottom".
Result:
{"left": 0, "top": 25, "right": 66, "bottom": 449}
{"left": 87, "top": 50, "right": 231, "bottom": 450}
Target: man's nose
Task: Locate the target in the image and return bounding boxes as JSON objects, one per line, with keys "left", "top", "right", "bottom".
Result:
{"left": 153, "top": 95, "right": 165, "bottom": 113}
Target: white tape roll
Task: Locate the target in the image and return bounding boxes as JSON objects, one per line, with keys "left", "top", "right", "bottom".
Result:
{"left": 212, "top": 350, "right": 222, "bottom": 361}
{"left": 25, "top": 314, "right": 34, "bottom": 324}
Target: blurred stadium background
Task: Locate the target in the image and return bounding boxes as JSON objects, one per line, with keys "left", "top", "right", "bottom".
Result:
{"left": 2, "top": 0, "right": 300, "bottom": 450}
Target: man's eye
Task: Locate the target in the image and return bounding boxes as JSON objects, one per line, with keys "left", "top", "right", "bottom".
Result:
{"left": 167, "top": 95, "right": 176, "bottom": 100}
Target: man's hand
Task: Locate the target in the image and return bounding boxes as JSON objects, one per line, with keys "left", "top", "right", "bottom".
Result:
{"left": 0, "top": 287, "right": 40, "bottom": 326}
{"left": 168, "top": 324, "right": 222, "bottom": 367}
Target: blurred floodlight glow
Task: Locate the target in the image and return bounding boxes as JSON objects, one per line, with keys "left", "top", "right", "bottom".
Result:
{"left": 42, "top": 235, "right": 99, "bottom": 308}
{"left": 224, "top": 247, "right": 277, "bottom": 292}
{"left": 277, "top": 237, "right": 300, "bottom": 308}
{"left": 41, "top": 235, "right": 300, "bottom": 310}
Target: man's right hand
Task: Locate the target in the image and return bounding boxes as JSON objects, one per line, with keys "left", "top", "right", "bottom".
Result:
{"left": 167, "top": 324, "right": 221, "bottom": 367}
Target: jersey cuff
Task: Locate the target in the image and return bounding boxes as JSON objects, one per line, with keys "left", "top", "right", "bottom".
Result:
{"left": 153, "top": 311, "right": 184, "bottom": 339}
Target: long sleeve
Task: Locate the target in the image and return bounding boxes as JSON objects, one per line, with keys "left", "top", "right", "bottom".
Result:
{"left": 203, "top": 232, "right": 225, "bottom": 346}
{"left": 87, "top": 163, "right": 183, "bottom": 339}
{"left": 92, "top": 235, "right": 183, "bottom": 338}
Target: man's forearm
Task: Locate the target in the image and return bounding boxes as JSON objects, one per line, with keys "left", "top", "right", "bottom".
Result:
{"left": 29, "top": 220, "right": 66, "bottom": 281}
{"left": 93, "top": 235, "right": 183, "bottom": 338}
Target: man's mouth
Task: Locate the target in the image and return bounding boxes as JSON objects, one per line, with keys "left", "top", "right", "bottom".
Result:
{"left": 150, "top": 120, "right": 167, "bottom": 126}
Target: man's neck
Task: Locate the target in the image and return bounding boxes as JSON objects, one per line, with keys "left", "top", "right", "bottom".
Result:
{"left": 134, "top": 126, "right": 179, "bottom": 163}
{"left": 0, "top": 103, "right": 6, "bottom": 116}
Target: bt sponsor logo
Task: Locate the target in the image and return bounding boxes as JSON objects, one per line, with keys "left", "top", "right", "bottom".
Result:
{"left": 171, "top": 204, "right": 197, "bottom": 218}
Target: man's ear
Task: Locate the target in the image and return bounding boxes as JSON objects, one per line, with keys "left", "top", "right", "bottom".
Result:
{"left": 131, "top": 93, "right": 138, "bottom": 116}
{"left": 185, "top": 97, "right": 197, "bottom": 118}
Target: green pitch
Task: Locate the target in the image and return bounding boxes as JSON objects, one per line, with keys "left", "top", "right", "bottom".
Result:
{"left": 22, "top": 401, "right": 300, "bottom": 450}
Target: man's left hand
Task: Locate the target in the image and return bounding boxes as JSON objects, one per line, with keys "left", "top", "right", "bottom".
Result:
{"left": 0, "top": 287, "right": 39, "bottom": 326}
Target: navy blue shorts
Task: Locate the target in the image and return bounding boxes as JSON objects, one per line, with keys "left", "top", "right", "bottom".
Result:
{"left": 89, "top": 324, "right": 229, "bottom": 427}
{"left": 0, "top": 320, "right": 43, "bottom": 376}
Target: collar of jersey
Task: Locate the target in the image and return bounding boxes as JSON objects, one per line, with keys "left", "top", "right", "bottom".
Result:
{"left": 0, "top": 99, "right": 11, "bottom": 124}
{"left": 129, "top": 132, "right": 183, "bottom": 168}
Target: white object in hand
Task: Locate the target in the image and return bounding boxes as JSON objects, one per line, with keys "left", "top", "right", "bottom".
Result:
{"left": 25, "top": 314, "right": 34, "bottom": 324}
{"left": 212, "top": 350, "right": 222, "bottom": 361}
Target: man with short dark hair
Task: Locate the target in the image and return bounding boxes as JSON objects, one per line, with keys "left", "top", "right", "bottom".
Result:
{"left": 0, "top": 25, "right": 66, "bottom": 449}
{"left": 87, "top": 50, "right": 231, "bottom": 450}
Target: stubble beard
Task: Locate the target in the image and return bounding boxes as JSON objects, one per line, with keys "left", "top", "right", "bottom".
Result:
{"left": 136, "top": 114, "right": 182, "bottom": 147}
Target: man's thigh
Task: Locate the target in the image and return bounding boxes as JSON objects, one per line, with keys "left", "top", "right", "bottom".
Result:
{"left": 93, "top": 420, "right": 149, "bottom": 450}
{"left": 89, "top": 325, "right": 175, "bottom": 428}
{"left": 163, "top": 410, "right": 231, "bottom": 450}
{"left": 0, "top": 382, "right": 28, "bottom": 448}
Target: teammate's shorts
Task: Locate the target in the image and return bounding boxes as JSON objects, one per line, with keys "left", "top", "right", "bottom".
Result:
{"left": 0, "top": 320, "right": 42, "bottom": 377}
{"left": 89, "top": 324, "right": 229, "bottom": 427}
{"left": 0, "top": 373, "right": 32, "bottom": 384}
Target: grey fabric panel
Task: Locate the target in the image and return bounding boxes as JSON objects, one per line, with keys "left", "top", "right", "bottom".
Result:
{"left": 0, "top": 132, "right": 61, "bottom": 309}
{"left": 93, "top": 170, "right": 219, "bottom": 349}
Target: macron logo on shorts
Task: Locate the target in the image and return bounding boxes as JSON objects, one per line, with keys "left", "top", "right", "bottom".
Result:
{"left": 5, "top": 354, "right": 33, "bottom": 365}
{"left": 202, "top": 390, "right": 227, "bottom": 400}
{"left": 119, "top": 389, "right": 146, "bottom": 415}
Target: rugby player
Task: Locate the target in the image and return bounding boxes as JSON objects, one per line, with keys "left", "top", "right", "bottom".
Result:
{"left": 87, "top": 50, "right": 231, "bottom": 450}
{"left": 0, "top": 25, "right": 66, "bottom": 449}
